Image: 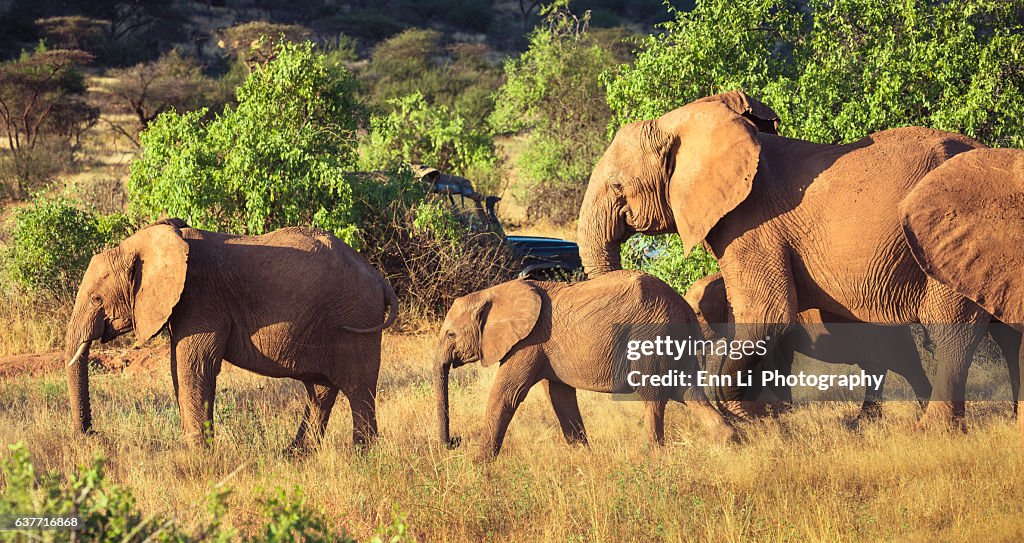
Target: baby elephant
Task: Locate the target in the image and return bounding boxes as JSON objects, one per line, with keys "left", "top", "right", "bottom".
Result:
{"left": 434, "top": 270, "right": 734, "bottom": 460}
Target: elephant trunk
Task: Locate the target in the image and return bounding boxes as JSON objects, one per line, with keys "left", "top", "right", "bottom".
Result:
{"left": 579, "top": 240, "right": 622, "bottom": 278}
{"left": 65, "top": 339, "right": 93, "bottom": 433}
{"left": 434, "top": 356, "right": 454, "bottom": 448}
{"left": 65, "top": 295, "right": 104, "bottom": 434}
{"left": 577, "top": 179, "right": 627, "bottom": 278}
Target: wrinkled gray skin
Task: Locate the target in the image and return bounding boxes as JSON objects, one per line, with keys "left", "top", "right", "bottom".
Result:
{"left": 576, "top": 90, "right": 1012, "bottom": 428}
{"left": 434, "top": 270, "right": 735, "bottom": 461}
{"left": 65, "top": 219, "right": 397, "bottom": 452}
{"left": 685, "top": 272, "right": 934, "bottom": 421}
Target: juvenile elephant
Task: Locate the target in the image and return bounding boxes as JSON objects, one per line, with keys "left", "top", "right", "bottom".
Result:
{"left": 685, "top": 273, "right": 932, "bottom": 420}
{"left": 577, "top": 90, "right": 996, "bottom": 427}
{"left": 433, "top": 270, "right": 734, "bottom": 460}
{"left": 65, "top": 219, "right": 397, "bottom": 451}
{"left": 901, "top": 148, "right": 1024, "bottom": 430}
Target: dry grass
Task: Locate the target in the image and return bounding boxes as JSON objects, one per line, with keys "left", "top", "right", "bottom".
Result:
{"left": 2, "top": 331, "right": 1024, "bottom": 541}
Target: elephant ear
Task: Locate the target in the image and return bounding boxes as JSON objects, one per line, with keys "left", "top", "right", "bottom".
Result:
{"left": 901, "top": 148, "right": 1024, "bottom": 323}
{"left": 123, "top": 221, "right": 190, "bottom": 342}
{"left": 659, "top": 94, "right": 768, "bottom": 254}
{"left": 693, "top": 90, "right": 781, "bottom": 134}
{"left": 478, "top": 280, "right": 542, "bottom": 367}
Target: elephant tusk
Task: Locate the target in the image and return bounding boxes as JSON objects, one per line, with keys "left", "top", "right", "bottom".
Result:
{"left": 67, "top": 342, "right": 88, "bottom": 368}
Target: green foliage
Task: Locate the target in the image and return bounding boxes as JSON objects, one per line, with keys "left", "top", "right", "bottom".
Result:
{"left": 602, "top": 0, "right": 800, "bottom": 131}
{"left": 412, "top": 202, "right": 465, "bottom": 245}
{"left": 361, "top": 92, "right": 499, "bottom": 189}
{"left": 254, "top": 487, "right": 341, "bottom": 542}
{"left": 4, "top": 195, "right": 130, "bottom": 296}
{"left": 0, "top": 442, "right": 414, "bottom": 542}
{"left": 362, "top": 30, "right": 503, "bottom": 129}
{"left": 622, "top": 234, "right": 719, "bottom": 295}
{"left": 605, "top": 0, "right": 1024, "bottom": 147}
{"left": 491, "top": 4, "right": 632, "bottom": 223}
{"left": 127, "top": 41, "right": 365, "bottom": 245}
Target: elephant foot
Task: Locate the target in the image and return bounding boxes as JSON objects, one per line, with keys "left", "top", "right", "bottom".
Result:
{"left": 848, "top": 402, "right": 884, "bottom": 429}
{"left": 765, "top": 401, "right": 794, "bottom": 418}
{"left": 718, "top": 400, "right": 771, "bottom": 421}
{"left": 473, "top": 449, "right": 498, "bottom": 463}
{"left": 915, "top": 401, "right": 966, "bottom": 433}
{"left": 283, "top": 441, "right": 318, "bottom": 458}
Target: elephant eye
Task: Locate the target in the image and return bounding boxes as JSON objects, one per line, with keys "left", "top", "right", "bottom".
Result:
{"left": 610, "top": 181, "right": 624, "bottom": 196}
{"left": 446, "top": 331, "right": 456, "bottom": 340}
{"left": 90, "top": 295, "right": 102, "bottom": 306}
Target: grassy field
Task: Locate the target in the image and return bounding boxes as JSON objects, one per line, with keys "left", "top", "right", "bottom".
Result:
{"left": 2, "top": 331, "right": 1024, "bottom": 541}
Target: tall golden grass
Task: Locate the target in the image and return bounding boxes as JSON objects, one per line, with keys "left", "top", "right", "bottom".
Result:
{"left": 2, "top": 331, "right": 1023, "bottom": 541}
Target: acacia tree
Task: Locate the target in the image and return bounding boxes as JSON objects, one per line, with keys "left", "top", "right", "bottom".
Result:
{"left": 99, "top": 50, "right": 211, "bottom": 145}
{"left": 34, "top": 16, "right": 109, "bottom": 53}
{"left": 0, "top": 46, "right": 98, "bottom": 199}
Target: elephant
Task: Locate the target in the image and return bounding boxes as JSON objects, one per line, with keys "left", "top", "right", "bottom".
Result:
{"left": 685, "top": 272, "right": 933, "bottom": 421}
{"left": 576, "top": 89, "right": 1004, "bottom": 427}
{"left": 433, "top": 270, "right": 734, "bottom": 460}
{"left": 65, "top": 218, "right": 397, "bottom": 452}
{"left": 901, "top": 147, "right": 1024, "bottom": 430}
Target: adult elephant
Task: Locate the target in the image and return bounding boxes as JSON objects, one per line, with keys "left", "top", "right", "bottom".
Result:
{"left": 577, "top": 90, "right": 989, "bottom": 426}
{"left": 901, "top": 148, "right": 1024, "bottom": 429}
{"left": 65, "top": 219, "right": 397, "bottom": 451}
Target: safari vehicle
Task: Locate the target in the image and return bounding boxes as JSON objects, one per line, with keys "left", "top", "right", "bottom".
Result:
{"left": 412, "top": 165, "right": 582, "bottom": 281}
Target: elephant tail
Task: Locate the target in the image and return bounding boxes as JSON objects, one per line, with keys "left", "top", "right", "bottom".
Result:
{"left": 343, "top": 279, "right": 399, "bottom": 333}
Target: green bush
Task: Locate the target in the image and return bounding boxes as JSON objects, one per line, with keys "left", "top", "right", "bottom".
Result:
{"left": 490, "top": 4, "right": 632, "bottom": 224}
{"left": 605, "top": 0, "right": 1024, "bottom": 147}
{"left": 4, "top": 195, "right": 130, "bottom": 297}
{"left": 127, "top": 41, "right": 364, "bottom": 245}
{"left": 622, "top": 234, "right": 719, "bottom": 295}
{"left": 0, "top": 442, "right": 411, "bottom": 542}
{"left": 361, "top": 91, "right": 500, "bottom": 193}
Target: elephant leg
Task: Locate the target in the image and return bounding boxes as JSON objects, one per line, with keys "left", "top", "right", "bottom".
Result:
{"left": 682, "top": 386, "right": 736, "bottom": 444}
{"left": 288, "top": 382, "right": 339, "bottom": 454}
{"left": 341, "top": 382, "right": 378, "bottom": 450}
{"left": 479, "top": 360, "right": 540, "bottom": 460}
{"left": 918, "top": 284, "right": 988, "bottom": 429}
{"left": 1017, "top": 340, "right": 1024, "bottom": 436}
{"left": 644, "top": 400, "right": 666, "bottom": 445}
{"left": 170, "top": 331, "right": 225, "bottom": 447}
{"left": 989, "top": 323, "right": 1021, "bottom": 413}
{"left": 715, "top": 246, "right": 797, "bottom": 419}
{"left": 856, "top": 364, "right": 885, "bottom": 421}
{"left": 890, "top": 355, "right": 932, "bottom": 410}
{"left": 542, "top": 380, "right": 587, "bottom": 446}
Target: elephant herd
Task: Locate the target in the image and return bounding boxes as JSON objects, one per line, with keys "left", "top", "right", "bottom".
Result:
{"left": 63, "top": 91, "right": 1024, "bottom": 459}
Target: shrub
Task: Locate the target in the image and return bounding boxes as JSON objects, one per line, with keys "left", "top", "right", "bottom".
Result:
{"left": 350, "top": 169, "right": 520, "bottom": 321}
{"left": 0, "top": 442, "right": 412, "bottom": 542}
{"left": 622, "top": 234, "right": 719, "bottom": 295}
{"left": 128, "top": 41, "right": 364, "bottom": 246}
{"left": 361, "top": 92, "right": 501, "bottom": 194}
{"left": 361, "top": 30, "right": 504, "bottom": 130}
{"left": 604, "top": 0, "right": 1024, "bottom": 147}
{"left": 490, "top": 3, "right": 632, "bottom": 224}
{"left": 4, "top": 195, "right": 130, "bottom": 297}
